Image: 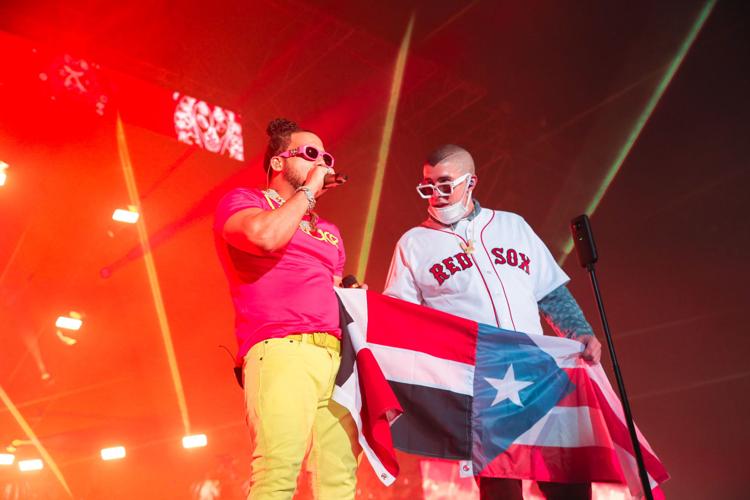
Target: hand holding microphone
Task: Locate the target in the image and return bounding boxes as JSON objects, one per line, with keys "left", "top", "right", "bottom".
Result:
{"left": 341, "top": 274, "right": 368, "bottom": 290}
{"left": 304, "top": 168, "right": 348, "bottom": 197}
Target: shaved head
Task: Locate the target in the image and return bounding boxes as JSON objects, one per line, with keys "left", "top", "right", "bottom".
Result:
{"left": 421, "top": 144, "right": 478, "bottom": 212}
{"left": 425, "top": 144, "right": 475, "bottom": 175}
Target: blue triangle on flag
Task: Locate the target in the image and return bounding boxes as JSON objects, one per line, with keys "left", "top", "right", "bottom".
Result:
{"left": 471, "top": 324, "right": 575, "bottom": 473}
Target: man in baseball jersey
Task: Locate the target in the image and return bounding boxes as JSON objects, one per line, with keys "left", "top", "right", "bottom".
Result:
{"left": 214, "top": 118, "right": 360, "bottom": 499}
{"left": 383, "top": 144, "right": 601, "bottom": 500}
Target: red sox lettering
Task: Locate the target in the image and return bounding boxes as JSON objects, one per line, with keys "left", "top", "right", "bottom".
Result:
{"left": 428, "top": 247, "right": 531, "bottom": 285}
{"left": 491, "top": 248, "right": 530, "bottom": 274}
{"left": 429, "top": 252, "right": 474, "bottom": 285}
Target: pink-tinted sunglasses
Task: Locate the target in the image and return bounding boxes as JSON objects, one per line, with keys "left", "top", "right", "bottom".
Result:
{"left": 277, "top": 144, "right": 335, "bottom": 168}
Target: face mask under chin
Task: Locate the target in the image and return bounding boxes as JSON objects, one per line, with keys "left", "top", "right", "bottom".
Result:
{"left": 428, "top": 188, "right": 472, "bottom": 225}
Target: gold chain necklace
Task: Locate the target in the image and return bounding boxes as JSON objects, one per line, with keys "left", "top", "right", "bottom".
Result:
{"left": 450, "top": 217, "right": 476, "bottom": 254}
{"left": 263, "top": 188, "right": 314, "bottom": 232}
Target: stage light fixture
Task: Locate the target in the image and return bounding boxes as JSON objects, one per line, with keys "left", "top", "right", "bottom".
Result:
{"left": 182, "top": 434, "right": 207, "bottom": 449}
{"left": 55, "top": 312, "right": 83, "bottom": 331}
{"left": 0, "top": 453, "right": 15, "bottom": 466}
{"left": 100, "top": 446, "right": 126, "bottom": 461}
{"left": 18, "top": 458, "right": 43, "bottom": 472}
{"left": 112, "top": 205, "right": 140, "bottom": 224}
{"left": 0, "top": 161, "right": 8, "bottom": 186}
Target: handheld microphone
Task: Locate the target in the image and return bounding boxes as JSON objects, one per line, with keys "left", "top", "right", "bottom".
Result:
{"left": 324, "top": 173, "right": 348, "bottom": 189}
{"left": 570, "top": 214, "right": 598, "bottom": 269}
{"left": 341, "top": 274, "right": 361, "bottom": 289}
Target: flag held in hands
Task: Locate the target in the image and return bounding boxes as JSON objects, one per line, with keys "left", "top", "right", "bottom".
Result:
{"left": 332, "top": 288, "right": 669, "bottom": 497}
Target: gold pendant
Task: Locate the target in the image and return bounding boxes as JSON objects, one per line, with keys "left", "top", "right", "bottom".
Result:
{"left": 460, "top": 240, "right": 475, "bottom": 254}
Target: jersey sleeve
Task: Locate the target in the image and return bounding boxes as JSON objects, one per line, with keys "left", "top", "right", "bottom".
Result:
{"left": 213, "top": 188, "right": 266, "bottom": 235}
{"left": 522, "top": 219, "right": 570, "bottom": 301}
{"left": 383, "top": 235, "right": 423, "bottom": 305}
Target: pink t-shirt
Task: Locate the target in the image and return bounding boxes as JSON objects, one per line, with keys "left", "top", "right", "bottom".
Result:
{"left": 213, "top": 187, "right": 345, "bottom": 358}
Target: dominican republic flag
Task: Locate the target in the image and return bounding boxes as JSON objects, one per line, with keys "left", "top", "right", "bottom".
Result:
{"left": 332, "top": 288, "right": 669, "bottom": 498}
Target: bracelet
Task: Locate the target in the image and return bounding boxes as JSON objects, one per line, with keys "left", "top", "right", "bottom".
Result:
{"left": 295, "top": 186, "right": 316, "bottom": 212}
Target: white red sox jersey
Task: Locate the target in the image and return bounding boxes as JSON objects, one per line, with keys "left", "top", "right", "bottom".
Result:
{"left": 383, "top": 207, "right": 569, "bottom": 336}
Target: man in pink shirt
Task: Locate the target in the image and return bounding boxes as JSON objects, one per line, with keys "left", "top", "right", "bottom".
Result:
{"left": 214, "top": 118, "right": 359, "bottom": 499}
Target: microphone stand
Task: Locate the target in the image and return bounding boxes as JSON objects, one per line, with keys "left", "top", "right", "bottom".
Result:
{"left": 570, "top": 215, "right": 653, "bottom": 500}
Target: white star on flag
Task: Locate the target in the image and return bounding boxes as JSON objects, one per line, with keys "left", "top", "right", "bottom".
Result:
{"left": 485, "top": 364, "right": 533, "bottom": 407}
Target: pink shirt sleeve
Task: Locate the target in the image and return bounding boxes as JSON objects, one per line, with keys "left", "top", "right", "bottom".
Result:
{"left": 335, "top": 233, "right": 346, "bottom": 276}
{"left": 214, "top": 188, "right": 267, "bottom": 234}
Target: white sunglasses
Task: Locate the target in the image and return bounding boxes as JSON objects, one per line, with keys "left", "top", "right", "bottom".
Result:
{"left": 416, "top": 173, "right": 471, "bottom": 199}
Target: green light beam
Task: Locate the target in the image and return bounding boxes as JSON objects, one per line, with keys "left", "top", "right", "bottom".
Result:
{"left": 356, "top": 13, "right": 415, "bottom": 281}
{"left": 559, "top": 0, "right": 717, "bottom": 264}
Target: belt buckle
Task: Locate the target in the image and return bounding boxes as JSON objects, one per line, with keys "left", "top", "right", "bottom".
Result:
{"left": 312, "top": 332, "right": 327, "bottom": 347}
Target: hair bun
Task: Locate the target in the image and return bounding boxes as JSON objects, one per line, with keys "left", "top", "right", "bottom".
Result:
{"left": 266, "top": 118, "right": 299, "bottom": 137}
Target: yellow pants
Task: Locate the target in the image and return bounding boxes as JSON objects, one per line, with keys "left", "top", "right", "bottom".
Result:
{"left": 243, "top": 336, "right": 360, "bottom": 500}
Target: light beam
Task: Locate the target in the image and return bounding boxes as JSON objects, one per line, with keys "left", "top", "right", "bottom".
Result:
{"left": 356, "top": 13, "right": 415, "bottom": 281}
{"left": 558, "top": 0, "right": 717, "bottom": 264}
{"left": 116, "top": 114, "right": 192, "bottom": 435}
{"left": 0, "top": 386, "right": 72, "bottom": 496}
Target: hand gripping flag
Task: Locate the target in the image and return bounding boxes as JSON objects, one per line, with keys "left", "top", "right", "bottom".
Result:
{"left": 332, "top": 289, "right": 669, "bottom": 498}
{"left": 332, "top": 292, "right": 404, "bottom": 486}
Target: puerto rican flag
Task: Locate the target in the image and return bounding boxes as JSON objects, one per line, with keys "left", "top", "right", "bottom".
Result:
{"left": 332, "top": 288, "right": 669, "bottom": 498}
